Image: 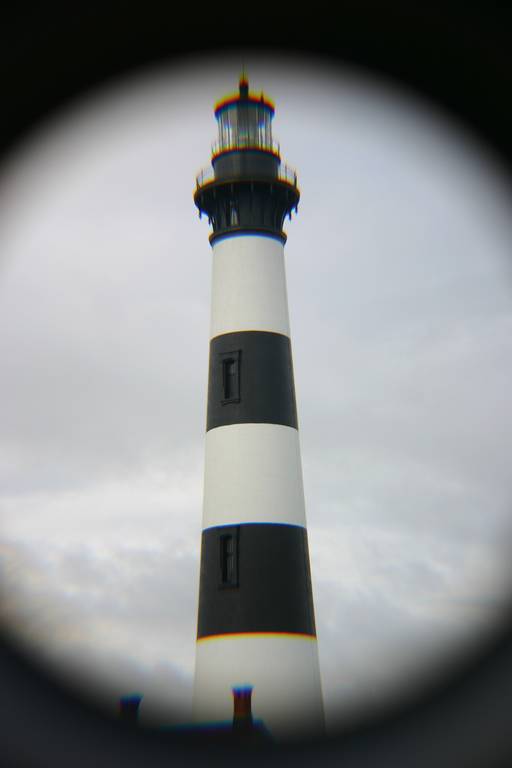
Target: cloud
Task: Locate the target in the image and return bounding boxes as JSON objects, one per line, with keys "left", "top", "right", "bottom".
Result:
{"left": 0, "top": 534, "right": 197, "bottom": 724}
{"left": 310, "top": 523, "right": 510, "bottom": 730}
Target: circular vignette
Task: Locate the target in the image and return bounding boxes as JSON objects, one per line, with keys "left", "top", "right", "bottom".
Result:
{"left": 1, "top": 5, "right": 512, "bottom": 768}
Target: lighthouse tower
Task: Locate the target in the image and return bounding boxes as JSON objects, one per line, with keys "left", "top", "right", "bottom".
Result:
{"left": 192, "top": 76, "right": 324, "bottom": 740}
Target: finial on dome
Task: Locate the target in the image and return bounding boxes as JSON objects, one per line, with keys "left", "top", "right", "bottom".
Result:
{"left": 239, "top": 69, "right": 249, "bottom": 99}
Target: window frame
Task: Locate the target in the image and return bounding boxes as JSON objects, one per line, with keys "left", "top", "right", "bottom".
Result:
{"left": 219, "top": 349, "right": 241, "bottom": 405}
{"left": 219, "top": 527, "right": 239, "bottom": 589}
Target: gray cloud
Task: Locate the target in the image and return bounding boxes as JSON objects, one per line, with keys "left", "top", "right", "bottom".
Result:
{"left": 0, "top": 535, "right": 197, "bottom": 724}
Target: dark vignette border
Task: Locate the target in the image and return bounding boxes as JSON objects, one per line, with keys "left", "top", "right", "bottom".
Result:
{"left": 1, "top": 4, "right": 512, "bottom": 768}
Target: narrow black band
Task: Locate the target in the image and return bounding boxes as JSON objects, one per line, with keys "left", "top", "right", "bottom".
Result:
{"left": 197, "top": 523, "right": 316, "bottom": 639}
{"left": 209, "top": 228, "right": 287, "bottom": 245}
{"left": 206, "top": 331, "right": 298, "bottom": 432}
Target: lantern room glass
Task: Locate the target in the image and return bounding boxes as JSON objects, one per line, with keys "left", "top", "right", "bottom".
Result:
{"left": 217, "top": 102, "right": 274, "bottom": 153}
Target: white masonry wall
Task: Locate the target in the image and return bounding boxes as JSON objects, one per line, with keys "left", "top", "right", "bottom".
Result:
{"left": 210, "top": 234, "right": 291, "bottom": 338}
{"left": 194, "top": 634, "right": 324, "bottom": 741}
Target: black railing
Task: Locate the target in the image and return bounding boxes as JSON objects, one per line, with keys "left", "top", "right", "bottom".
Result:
{"left": 195, "top": 163, "right": 298, "bottom": 190}
{"left": 212, "top": 137, "right": 280, "bottom": 158}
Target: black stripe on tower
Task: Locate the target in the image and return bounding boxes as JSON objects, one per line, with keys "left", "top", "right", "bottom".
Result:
{"left": 207, "top": 331, "right": 298, "bottom": 432}
{"left": 197, "top": 523, "right": 317, "bottom": 639}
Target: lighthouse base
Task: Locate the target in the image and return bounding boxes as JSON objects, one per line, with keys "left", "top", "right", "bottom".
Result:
{"left": 192, "top": 633, "right": 324, "bottom": 741}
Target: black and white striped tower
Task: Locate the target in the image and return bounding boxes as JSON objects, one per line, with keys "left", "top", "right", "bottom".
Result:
{"left": 192, "top": 76, "right": 324, "bottom": 740}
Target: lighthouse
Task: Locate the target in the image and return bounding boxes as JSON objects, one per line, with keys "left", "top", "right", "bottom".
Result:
{"left": 192, "top": 76, "right": 324, "bottom": 740}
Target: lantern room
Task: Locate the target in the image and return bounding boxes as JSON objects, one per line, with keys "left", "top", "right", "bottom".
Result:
{"left": 213, "top": 76, "right": 278, "bottom": 157}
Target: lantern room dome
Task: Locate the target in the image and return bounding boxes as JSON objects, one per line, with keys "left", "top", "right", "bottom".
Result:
{"left": 214, "top": 76, "right": 275, "bottom": 117}
{"left": 213, "top": 77, "right": 277, "bottom": 157}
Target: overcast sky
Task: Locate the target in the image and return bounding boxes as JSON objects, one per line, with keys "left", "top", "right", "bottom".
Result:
{"left": 1, "top": 51, "right": 512, "bottom": 735}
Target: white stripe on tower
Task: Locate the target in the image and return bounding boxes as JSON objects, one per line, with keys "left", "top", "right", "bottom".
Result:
{"left": 210, "top": 235, "right": 290, "bottom": 338}
{"left": 192, "top": 76, "right": 324, "bottom": 741}
{"left": 202, "top": 422, "right": 306, "bottom": 529}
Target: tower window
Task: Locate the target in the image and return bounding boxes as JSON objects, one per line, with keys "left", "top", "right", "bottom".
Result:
{"left": 219, "top": 530, "right": 238, "bottom": 587}
{"left": 220, "top": 350, "right": 240, "bottom": 404}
